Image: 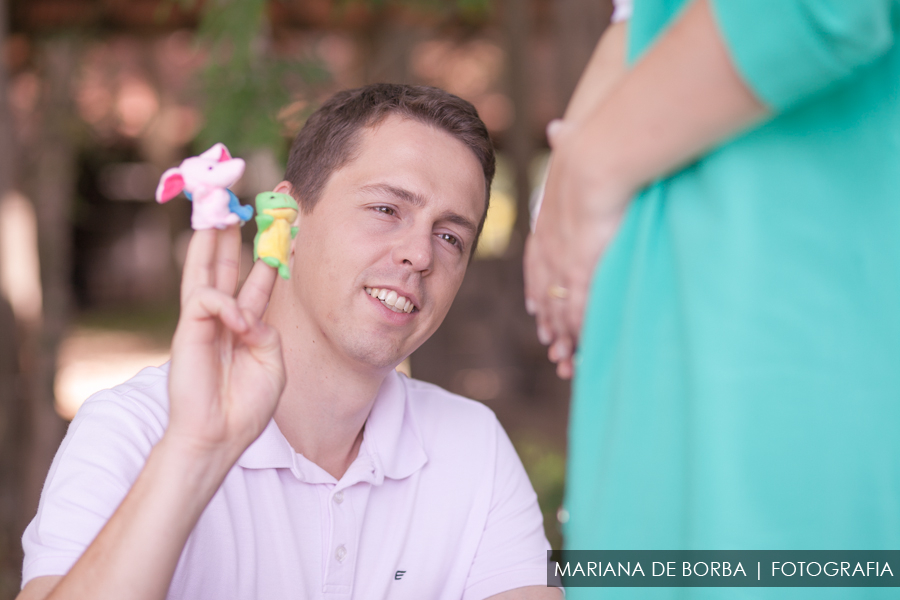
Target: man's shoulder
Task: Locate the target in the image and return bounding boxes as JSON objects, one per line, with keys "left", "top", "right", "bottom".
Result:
{"left": 74, "top": 363, "right": 171, "bottom": 436}
{"left": 400, "top": 374, "right": 498, "bottom": 423}
{"left": 396, "top": 374, "right": 503, "bottom": 453}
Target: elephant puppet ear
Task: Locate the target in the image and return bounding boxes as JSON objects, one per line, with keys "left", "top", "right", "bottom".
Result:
{"left": 156, "top": 168, "right": 185, "bottom": 203}
{"left": 199, "top": 143, "right": 231, "bottom": 163}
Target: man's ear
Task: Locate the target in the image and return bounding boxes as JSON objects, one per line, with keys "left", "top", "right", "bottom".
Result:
{"left": 273, "top": 180, "right": 293, "bottom": 195}
{"left": 273, "top": 180, "right": 301, "bottom": 224}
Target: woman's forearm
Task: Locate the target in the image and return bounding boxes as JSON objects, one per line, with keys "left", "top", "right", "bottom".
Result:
{"left": 526, "top": 0, "right": 769, "bottom": 374}
{"left": 562, "top": 21, "right": 628, "bottom": 125}
{"left": 557, "top": 0, "right": 767, "bottom": 199}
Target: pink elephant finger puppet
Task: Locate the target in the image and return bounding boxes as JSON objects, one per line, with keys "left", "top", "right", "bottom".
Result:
{"left": 155, "top": 143, "right": 250, "bottom": 230}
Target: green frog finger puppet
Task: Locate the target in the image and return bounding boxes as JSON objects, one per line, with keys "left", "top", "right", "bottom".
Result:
{"left": 254, "top": 192, "right": 300, "bottom": 279}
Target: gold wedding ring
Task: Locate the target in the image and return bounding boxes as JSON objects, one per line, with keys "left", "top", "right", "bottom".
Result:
{"left": 547, "top": 283, "right": 569, "bottom": 300}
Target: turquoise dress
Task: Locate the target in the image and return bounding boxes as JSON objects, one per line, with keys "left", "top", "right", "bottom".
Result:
{"left": 565, "top": 1, "right": 900, "bottom": 598}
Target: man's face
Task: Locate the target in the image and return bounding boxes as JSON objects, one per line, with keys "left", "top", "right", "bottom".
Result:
{"left": 280, "top": 115, "right": 486, "bottom": 371}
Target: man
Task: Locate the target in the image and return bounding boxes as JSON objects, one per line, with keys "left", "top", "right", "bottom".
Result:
{"left": 19, "top": 84, "right": 558, "bottom": 600}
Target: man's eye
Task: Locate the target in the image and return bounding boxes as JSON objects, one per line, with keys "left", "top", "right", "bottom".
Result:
{"left": 438, "top": 233, "right": 459, "bottom": 246}
{"left": 375, "top": 206, "right": 395, "bottom": 216}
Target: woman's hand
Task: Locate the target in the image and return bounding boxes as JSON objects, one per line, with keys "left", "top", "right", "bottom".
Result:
{"left": 166, "top": 224, "right": 286, "bottom": 465}
{"left": 524, "top": 0, "right": 764, "bottom": 379}
{"left": 522, "top": 20, "right": 630, "bottom": 380}
{"left": 524, "top": 122, "right": 632, "bottom": 379}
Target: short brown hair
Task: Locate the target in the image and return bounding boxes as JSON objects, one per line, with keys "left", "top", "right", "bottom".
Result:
{"left": 284, "top": 84, "right": 495, "bottom": 244}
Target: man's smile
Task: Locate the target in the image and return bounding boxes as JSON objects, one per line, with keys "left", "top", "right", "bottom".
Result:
{"left": 365, "top": 287, "right": 417, "bottom": 314}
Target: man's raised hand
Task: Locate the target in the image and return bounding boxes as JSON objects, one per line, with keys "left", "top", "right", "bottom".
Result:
{"left": 166, "top": 224, "right": 285, "bottom": 465}
{"left": 20, "top": 227, "right": 286, "bottom": 600}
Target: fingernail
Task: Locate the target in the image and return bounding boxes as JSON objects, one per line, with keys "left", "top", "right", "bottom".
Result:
{"left": 525, "top": 298, "right": 537, "bottom": 315}
{"left": 537, "top": 325, "right": 552, "bottom": 345}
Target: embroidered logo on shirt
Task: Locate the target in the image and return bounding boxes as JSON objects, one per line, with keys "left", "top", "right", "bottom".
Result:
{"left": 395, "top": 570, "right": 406, "bottom": 580}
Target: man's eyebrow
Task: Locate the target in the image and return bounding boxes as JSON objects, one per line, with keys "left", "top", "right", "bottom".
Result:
{"left": 439, "top": 211, "right": 478, "bottom": 238}
{"left": 359, "top": 183, "right": 479, "bottom": 237}
{"left": 359, "top": 183, "right": 425, "bottom": 207}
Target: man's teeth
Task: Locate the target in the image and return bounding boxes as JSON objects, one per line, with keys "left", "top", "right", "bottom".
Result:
{"left": 365, "top": 287, "right": 415, "bottom": 313}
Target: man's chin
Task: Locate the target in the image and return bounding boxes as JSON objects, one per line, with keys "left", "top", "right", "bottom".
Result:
{"left": 340, "top": 337, "right": 412, "bottom": 373}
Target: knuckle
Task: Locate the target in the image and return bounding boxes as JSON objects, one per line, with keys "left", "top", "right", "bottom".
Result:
{"left": 216, "top": 256, "right": 240, "bottom": 271}
{"left": 190, "top": 287, "right": 231, "bottom": 312}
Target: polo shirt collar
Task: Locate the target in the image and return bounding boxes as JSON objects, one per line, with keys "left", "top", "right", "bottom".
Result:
{"left": 236, "top": 370, "right": 427, "bottom": 483}
{"left": 236, "top": 418, "right": 294, "bottom": 470}
{"left": 361, "top": 370, "right": 428, "bottom": 481}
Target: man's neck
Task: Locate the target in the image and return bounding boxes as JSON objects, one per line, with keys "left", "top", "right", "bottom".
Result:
{"left": 264, "top": 288, "right": 391, "bottom": 480}
{"left": 273, "top": 350, "right": 387, "bottom": 480}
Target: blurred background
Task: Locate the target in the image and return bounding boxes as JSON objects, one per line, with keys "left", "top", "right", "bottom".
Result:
{"left": 0, "top": 0, "right": 612, "bottom": 593}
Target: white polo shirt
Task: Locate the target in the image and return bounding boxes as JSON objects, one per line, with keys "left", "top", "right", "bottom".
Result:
{"left": 22, "top": 365, "right": 551, "bottom": 599}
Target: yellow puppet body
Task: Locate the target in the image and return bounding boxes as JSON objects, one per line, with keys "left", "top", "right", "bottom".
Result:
{"left": 257, "top": 210, "right": 295, "bottom": 264}
{"left": 253, "top": 193, "right": 299, "bottom": 279}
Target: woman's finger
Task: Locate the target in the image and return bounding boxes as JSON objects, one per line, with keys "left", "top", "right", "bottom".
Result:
{"left": 545, "top": 295, "right": 572, "bottom": 356}
{"left": 523, "top": 235, "right": 553, "bottom": 331}
{"left": 181, "top": 230, "right": 218, "bottom": 306}
{"left": 555, "top": 356, "right": 574, "bottom": 380}
{"left": 236, "top": 258, "right": 279, "bottom": 319}
{"left": 214, "top": 224, "right": 243, "bottom": 295}
{"left": 548, "top": 335, "right": 573, "bottom": 363}
{"left": 548, "top": 336, "right": 574, "bottom": 379}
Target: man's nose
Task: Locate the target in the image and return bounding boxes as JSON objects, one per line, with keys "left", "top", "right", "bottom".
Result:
{"left": 393, "top": 229, "right": 434, "bottom": 273}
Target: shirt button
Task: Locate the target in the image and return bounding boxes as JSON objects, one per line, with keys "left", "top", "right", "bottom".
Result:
{"left": 335, "top": 545, "right": 347, "bottom": 562}
{"left": 333, "top": 490, "right": 344, "bottom": 504}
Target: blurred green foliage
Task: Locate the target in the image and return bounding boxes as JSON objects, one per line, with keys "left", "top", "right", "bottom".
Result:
{"left": 168, "top": 0, "right": 329, "bottom": 161}
{"left": 165, "top": 0, "right": 494, "bottom": 159}
{"left": 515, "top": 439, "right": 566, "bottom": 549}
{"left": 338, "top": 0, "right": 492, "bottom": 21}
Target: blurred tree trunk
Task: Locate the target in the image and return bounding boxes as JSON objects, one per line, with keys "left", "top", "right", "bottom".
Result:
{"left": 553, "top": 0, "right": 611, "bottom": 115}
{"left": 0, "top": 0, "right": 28, "bottom": 594}
{"left": 0, "top": 26, "right": 80, "bottom": 594}
{"left": 503, "top": 0, "right": 535, "bottom": 249}
{"left": 357, "top": 9, "right": 419, "bottom": 85}
{"left": 0, "top": 295, "right": 22, "bottom": 599}
{"left": 19, "top": 37, "right": 74, "bottom": 536}
{"left": 0, "top": 0, "right": 11, "bottom": 199}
